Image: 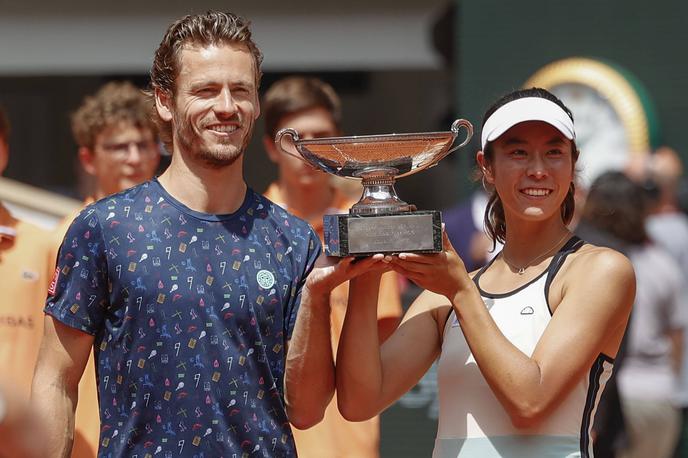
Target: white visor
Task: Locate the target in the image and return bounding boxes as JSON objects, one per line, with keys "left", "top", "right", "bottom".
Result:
{"left": 480, "top": 97, "right": 575, "bottom": 150}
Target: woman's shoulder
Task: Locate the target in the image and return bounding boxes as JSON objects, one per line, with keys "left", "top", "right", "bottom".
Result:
{"left": 566, "top": 243, "right": 635, "bottom": 285}
{"left": 406, "top": 289, "right": 454, "bottom": 326}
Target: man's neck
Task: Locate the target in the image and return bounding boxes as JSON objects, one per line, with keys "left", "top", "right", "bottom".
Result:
{"left": 275, "top": 177, "right": 335, "bottom": 221}
{"left": 158, "top": 153, "right": 247, "bottom": 215}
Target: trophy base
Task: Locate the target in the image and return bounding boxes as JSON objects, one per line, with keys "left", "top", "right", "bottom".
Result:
{"left": 323, "top": 210, "right": 442, "bottom": 257}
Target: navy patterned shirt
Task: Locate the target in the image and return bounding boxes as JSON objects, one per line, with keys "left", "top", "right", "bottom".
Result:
{"left": 46, "top": 179, "right": 321, "bottom": 458}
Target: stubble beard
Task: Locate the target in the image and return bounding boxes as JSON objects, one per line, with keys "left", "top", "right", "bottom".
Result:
{"left": 173, "top": 113, "right": 255, "bottom": 169}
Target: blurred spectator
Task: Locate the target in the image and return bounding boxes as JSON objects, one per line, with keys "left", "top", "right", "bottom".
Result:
{"left": 262, "top": 76, "right": 402, "bottom": 458}
{"left": 0, "top": 106, "right": 52, "bottom": 455}
{"left": 443, "top": 189, "right": 499, "bottom": 272}
{"left": 48, "top": 81, "right": 160, "bottom": 457}
{"left": 576, "top": 181, "right": 630, "bottom": 458}
{"left": 0, "top": 383, "right": 47, "bottom": 457}
{"left": 581, "top": 171, "right": 687, "bottom": 458}
{"left": 628, "top": 147, "right": 688, "bottom": 457}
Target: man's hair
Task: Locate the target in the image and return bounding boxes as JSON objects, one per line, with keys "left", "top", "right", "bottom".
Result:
{"left": 262, "top": 76, "right": 341, "bottom": 139}
{"left": 72, "top": 81, "right": 157, "bottom": 150}
{"left": 150, "top": 11, "right": 263, "bottom": 150}
{"left": 0, "top": 105, "right": 10, "bottom": 143}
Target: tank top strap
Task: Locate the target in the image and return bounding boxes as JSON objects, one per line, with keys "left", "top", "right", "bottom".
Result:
{"left": 543, "top": 235, "right": 585, "bottom": 315}
{"left": 471, "top": 251, "right": 501, "bottom": 287}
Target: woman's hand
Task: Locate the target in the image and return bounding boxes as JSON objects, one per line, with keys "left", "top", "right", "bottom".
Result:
{"left": 388, "top": 230, "right": 470, "bottom": 300}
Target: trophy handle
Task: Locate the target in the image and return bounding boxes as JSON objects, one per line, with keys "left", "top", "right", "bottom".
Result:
{"left": 275, "top": 128, "right": 311, "bottom": 163}
{"left": 447, "top": 118, "right": 474, "bottom": 154}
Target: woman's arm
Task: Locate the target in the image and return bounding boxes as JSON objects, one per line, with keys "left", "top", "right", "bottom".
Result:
{"left": 285, "top": 255, "right": 389, "bottom": 429}
{"left": 391, "top": 233, "right": 635, "bottom": 428}
{"left": 336, "top": 271, "right": 447, "bottom": 422}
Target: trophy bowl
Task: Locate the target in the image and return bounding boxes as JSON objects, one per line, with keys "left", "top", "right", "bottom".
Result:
{"left": 275, "top": 119, "right": 473, "bottom": 256}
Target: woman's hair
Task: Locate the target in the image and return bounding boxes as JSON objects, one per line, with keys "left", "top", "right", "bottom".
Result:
{"left": 581, "top": 171, "right": 648, "bottom": 245}
{"left": 480, "top": 87, "right": 580, "bottom": 244}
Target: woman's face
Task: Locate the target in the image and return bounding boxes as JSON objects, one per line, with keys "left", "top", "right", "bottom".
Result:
{"left": 479, "top": 120, "right": 575, "bottom": 222}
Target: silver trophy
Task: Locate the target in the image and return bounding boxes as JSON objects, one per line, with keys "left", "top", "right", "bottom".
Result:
{"left": 275, "top": 119, "right": 473, "bottom": 256}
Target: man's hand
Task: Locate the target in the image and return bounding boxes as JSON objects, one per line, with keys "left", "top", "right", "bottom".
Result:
{"left": 306, "top": 253, "right": 391, "bottom": 297}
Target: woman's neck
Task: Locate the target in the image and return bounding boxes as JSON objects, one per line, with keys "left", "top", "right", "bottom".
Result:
{"left": 501, "top": 216, "right": 571, "bottom": 266}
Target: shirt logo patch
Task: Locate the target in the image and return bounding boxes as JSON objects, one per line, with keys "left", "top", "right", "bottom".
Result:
{"left": 451, "top": 314, "right": 460, "bottom": 328}
{"left": 520, "top": 306, "right": 534, "bottom": 315}
{"left": 256, "top": 269, "right": 275, "bottom": 289}
{"left": 48, "top": 267, "right": 60, "bottom": 296}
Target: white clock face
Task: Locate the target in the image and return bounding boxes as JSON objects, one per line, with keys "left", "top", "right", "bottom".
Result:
{"left": 550, "top": 83, "right": 629, "bottom": 188}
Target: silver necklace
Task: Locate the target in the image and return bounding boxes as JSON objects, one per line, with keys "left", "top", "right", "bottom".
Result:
{"left": 502, "top": 231, "right": 571, "bottom": 275}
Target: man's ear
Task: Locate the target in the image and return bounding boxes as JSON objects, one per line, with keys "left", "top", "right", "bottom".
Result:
{"left": 253, "top": 97, "right": 261, "bottom": 120}
{"left": 155, "top": 88, "right": 173, "bottom": 122}
{"left": 264, "top": 134, "right": 284, "bottom": 164}
{"left": 476, "top": 150, "right": 494, "bottom": 184}
{"left": 78, "top": 147, "right": 97, "bottom": 176}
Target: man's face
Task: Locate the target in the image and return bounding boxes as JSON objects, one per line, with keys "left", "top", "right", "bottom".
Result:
{"left": 83, "top": 122, "right": 160, "bottom": 197}
{"left": 266, "top": 106, "right": 339, "bottom": 190}
{"left": 164, "top": 43, "right": 260, "bottom": 169}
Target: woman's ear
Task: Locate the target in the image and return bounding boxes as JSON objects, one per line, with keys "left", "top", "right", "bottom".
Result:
{"left": 476, "top": 150, "right": 494, "bottom": 184}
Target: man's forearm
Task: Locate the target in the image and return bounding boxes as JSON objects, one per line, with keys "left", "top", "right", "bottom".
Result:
{"left": 284, "top": 285, "right": 334, "bottom": 429}
{"left": 32, "top": 376, "right": 77, "bottom": 457}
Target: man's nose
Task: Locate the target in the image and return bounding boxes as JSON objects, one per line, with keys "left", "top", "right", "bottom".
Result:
{"left": 216, "top": 88, "right": 238, "bottom": 116}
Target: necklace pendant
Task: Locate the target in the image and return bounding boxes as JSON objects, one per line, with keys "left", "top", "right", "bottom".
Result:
{"left": 517, "top": 267, "right": 526, "bottom": 275}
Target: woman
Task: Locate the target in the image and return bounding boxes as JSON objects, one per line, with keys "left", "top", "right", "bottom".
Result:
{"left": 581, "top": 171, "right": 686, "bottom": 458}
{"left": 335, "top": 88, "right": 635, "bottom": 457}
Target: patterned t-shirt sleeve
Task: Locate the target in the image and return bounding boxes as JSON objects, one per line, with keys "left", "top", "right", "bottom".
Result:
{"left": 44, "top": 207, "right": 109, "bottom": 335}
{"left": 285, "top": 226, "right": 322, "bottom": 339}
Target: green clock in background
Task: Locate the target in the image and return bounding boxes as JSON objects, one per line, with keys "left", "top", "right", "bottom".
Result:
{"left": 524, "top": 57, "right": 659, "bottom": 187}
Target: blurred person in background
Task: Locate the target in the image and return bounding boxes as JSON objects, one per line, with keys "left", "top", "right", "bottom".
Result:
{"left": 52, "top": 80, "right": 161, "bottom": 253}
{"left": 581, "top": 171, "right": 686, "bottom": 458}
{"left": 0, "top": 107, "right": 52, "bottom": 457}
{"left": 0, "top": 383, "right": 47, "bottom": 457}
{"left": 575, "top": 182, "right": 630, "bottom": 458}
{"left": 626, "top": 147, "right": 688, "bottom": 457}
{"left": 443, "top": 189, "right": 498, "bottom": 272}
{"left": 262, "top": 76, "right": 402, "bottom": 458}
{"left": 47, "top": 80, "right": 161, "bottom": 457}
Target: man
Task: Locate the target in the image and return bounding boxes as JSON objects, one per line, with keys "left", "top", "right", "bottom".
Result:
{"left": 0, "top": 107, "right": 52, "bottom": 456}
{"left": 263, "top": 76, "right": 402, "bottom": 457}
{"left": 58, "top": 80, "right": 161, "bottom": 234}
{"left": 32, "top": 12, "right": 367, "bottom": 457}
{"left": 49, "top": 80, "right": 162, "bottom": 457}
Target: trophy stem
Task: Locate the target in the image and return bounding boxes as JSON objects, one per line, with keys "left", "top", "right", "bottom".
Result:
{"left": 350, "top": 168, "right": 415, "bottom": 215}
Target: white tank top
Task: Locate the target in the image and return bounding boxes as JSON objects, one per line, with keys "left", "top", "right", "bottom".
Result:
{"left": 433, "top": 237, "right": 613, "bottom": 458}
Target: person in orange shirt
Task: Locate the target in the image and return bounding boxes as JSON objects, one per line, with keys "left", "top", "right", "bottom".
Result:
{"left": 49, "top": 81, "right": 161, "bottom": 458}
{"left": 0, "top": 106, "right": 52, "bottom": 456}
{"left": 262, "top": 76, "right": 403, "bottom": 458}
